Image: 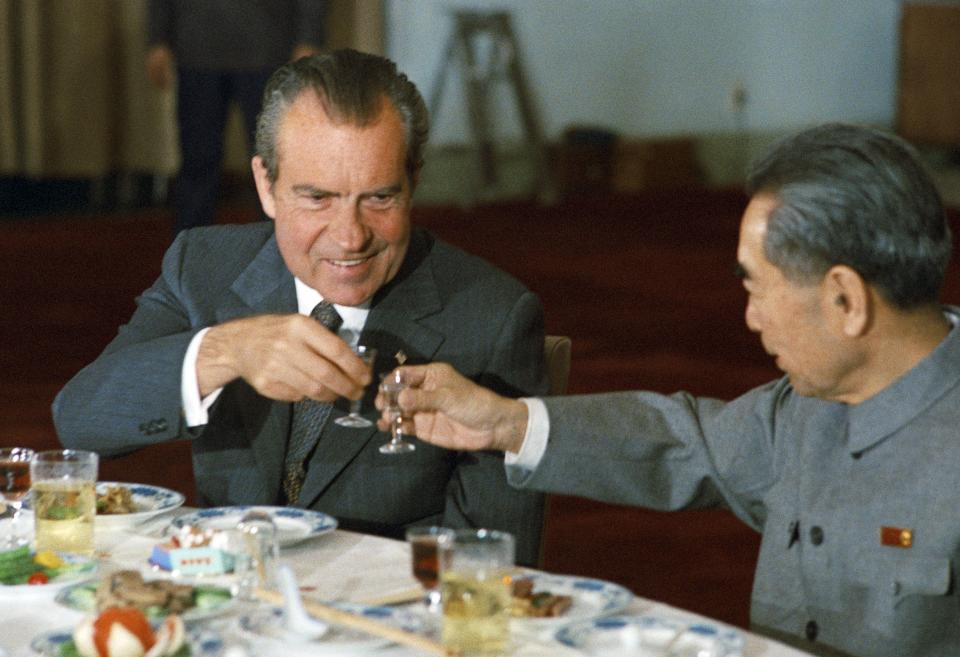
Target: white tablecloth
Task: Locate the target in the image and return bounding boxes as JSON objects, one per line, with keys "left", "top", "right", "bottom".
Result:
{"left": 0, "top": 514, "right": 814, "bottom": 657}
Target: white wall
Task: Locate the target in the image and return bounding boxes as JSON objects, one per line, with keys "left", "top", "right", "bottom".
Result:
{"left": 386, "top": 0, "right": 901, "bottom": 145}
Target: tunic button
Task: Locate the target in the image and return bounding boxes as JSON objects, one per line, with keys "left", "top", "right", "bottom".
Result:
{"left": 809, "top": 526, "right": 824, "bottom": 545}
{"left": 806, "top": 620, "right": 819, "bottom": 641}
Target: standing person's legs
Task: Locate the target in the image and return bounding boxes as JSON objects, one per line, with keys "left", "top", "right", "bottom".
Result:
{"left": 232, "top": 68, "right": 275, "bottom": 222}
{"left": 175, "top": 68, "right": 230, "bottom": 233}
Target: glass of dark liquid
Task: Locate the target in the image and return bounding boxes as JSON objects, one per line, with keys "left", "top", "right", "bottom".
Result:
{"left": 0, "top": 447, "right": 34, "bottom": 547}
{"left": 406, "top": 525, "right": 455, "bottom": 614}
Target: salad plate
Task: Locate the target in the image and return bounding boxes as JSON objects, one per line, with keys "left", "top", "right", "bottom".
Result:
{"left": 510, "top": 573, "right": 633, "bottom": 634}
{"left": 171, "top": 506, "right": 337, "bottom": 547}
{"left": 237, "top": 603, "right": 422, "bottom": 656}
{"left": 555, "top": 614, "right": 744, "bottom": 657}
{"left": 0, "top": 551, "right": 96, "bottom": 598}
{"left": 56, "top": 580, "right": 235, "bottom": 623}
{"left": 30, "top": 625, "right": 224, "bottom": 657}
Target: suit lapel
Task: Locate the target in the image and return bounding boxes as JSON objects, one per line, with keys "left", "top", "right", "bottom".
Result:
{"left": 298, "top": 231, "right": 446, "bottom": 507}
{"left": 219, "top": 234, "right": 297, "bottom": 505}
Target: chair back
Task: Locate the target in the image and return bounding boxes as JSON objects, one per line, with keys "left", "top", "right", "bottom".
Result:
{"left": 543, "top": 335, "right": 572, "bottom": 396}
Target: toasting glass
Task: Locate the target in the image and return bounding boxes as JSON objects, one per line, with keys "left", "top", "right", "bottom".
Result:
{"left": 335, "top": 344, "right": 378, "bottom": 428}
{"left": 379, "top": 370, "right": 416, "bottom": 454}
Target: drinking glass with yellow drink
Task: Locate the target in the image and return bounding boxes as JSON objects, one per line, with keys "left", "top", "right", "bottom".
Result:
{"left": 30, "top": 450, "right": 98, "bottom": 556}
{"left": 442, "top": 529, "right": 515, "bottom": 655}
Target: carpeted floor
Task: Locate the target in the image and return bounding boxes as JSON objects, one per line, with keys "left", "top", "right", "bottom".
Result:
{"left": 6, "top": 188, "right": 958, "bottom": 628}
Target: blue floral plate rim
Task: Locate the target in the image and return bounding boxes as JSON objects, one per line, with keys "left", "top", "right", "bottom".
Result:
{"left": 171, "top": 505, "right": 338, "bottom": 547}
{"left": 554, "top": 613, "right": 744, "bottom": 656}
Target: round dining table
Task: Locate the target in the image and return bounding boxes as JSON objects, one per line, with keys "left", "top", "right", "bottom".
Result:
{"left": 0, "top": 510, "right": 816, "bottom": 657}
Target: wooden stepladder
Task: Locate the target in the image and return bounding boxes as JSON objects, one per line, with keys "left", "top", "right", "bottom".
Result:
{"left": 429, "top": 11, "right": 552, "bottom": 202}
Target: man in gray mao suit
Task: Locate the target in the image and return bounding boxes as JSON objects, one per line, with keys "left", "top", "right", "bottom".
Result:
{"left": 53, "top": 50, "right": 547, "bottom": 565}
{"left": 380, "top": 124, "right": 960, "bottom": 657}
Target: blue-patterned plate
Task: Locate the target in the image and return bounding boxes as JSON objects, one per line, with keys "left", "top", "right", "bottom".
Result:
{"left": 171, "top": 506, "right": 337, "bottom": 547}
{"left": 0, "top": 551, "right": 97, "bottom": 598}
{"left": 237, "top": 603, "right": 422, "bottom": 656}
{"left": 23, "top": 481, "right": 185, "bottom": 530}
{"left": 511, "top": 573, "right": 633, "bottom": 632}
{"left": 30, "top": 624, "right": 224, "bottom": 657}
{"left": 555, "top": 614, "right": 744, "bottom": 657}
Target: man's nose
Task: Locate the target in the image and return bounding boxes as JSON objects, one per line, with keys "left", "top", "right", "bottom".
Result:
{"left": 328, "top": 202, "right": 368, "bottom": 251}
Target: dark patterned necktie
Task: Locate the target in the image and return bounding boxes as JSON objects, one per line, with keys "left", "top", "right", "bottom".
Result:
{"left": 283, "top": 301, "right": 342, "bottom": 505}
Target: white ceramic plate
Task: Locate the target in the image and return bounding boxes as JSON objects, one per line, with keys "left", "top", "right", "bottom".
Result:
{"left": 171, "top": 506, "right": 337, "bottom": 547}
{"left": 237, "top": 603, "right": 422, "bottom": 656}
{"left": 555, "top": 614, "right": 744, "bottom": 657}
{"left": 31, "top": 624, "right": 224, "bottom": 657}
{"left": 511, "top": 573, "right": 633, "bottom": 633}
{"left": 23, "top": 482, "right": 186, "bottom": 530}
{"left": 56, "top": 579, "right": 236, "bottom": 623}
{"left": 0, "top": 551, "right": 97, "bottom": 599}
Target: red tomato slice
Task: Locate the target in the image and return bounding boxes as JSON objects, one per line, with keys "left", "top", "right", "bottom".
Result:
{"left": 27, "top": 571, "right": 49, "bottom": 585}
{"left": 93, "top": 607, "right": 156, "bottom": 657}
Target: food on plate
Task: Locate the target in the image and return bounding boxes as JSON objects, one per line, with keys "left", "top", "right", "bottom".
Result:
{"left": 70, "top": 606, "right": 187, "bottom": 657}
{"left": 509, "top": 577, "right": 573, "bottom": 618}
{"left": 0, "top": 544, "right": 78, "bottom": 585}
{"left": 87, "top": 570, "right": 231, "bottom": 618}
{"left": 97, "top": 485, "right": 138, "bottom": 515}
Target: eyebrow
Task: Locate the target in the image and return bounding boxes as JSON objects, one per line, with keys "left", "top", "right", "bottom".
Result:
{"left": 292, "top": 184, "right": 332, "bottom": 196}
{"left": 363, "top": 184, "right": 403, "bottom": 196}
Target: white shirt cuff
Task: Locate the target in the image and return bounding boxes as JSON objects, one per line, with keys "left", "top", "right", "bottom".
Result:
{"left": 182, "top": 328, "right": 223, "bottom": 427}
{"left": 504, "top": 398, "right": 549, "bottom": 470}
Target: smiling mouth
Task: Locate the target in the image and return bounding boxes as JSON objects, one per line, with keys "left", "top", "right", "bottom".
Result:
{"left": 326, "top": 255, "right": 374, "bottom": 267}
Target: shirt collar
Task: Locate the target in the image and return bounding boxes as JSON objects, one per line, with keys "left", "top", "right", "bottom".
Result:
{"left": 846, "top": 306, "right": 960, "bottom": 454}
{"left": 294, "top": 277, "right": 370, "bottom": 346}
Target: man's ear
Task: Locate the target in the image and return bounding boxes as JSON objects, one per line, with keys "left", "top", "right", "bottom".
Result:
{"left": 251, "top": 156, "right": 277, "bottom": 220}
{"left": 824, "top": 265, "right": 870, "bottom": 337}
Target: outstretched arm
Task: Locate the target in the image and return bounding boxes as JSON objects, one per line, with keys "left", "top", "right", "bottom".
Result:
{"left": 376, "top": 362, "right": 530, "bottom": 453}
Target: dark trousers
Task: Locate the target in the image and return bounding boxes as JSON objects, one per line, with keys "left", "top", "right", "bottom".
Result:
{"left": 174, "top": 66, "right": 274, "bottom": 233}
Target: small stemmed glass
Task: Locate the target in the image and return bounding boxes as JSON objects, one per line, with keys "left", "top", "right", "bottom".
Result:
{"left": 379, "top": 369, "right": 416, "bottom": 454}
{"left": 334, "top": 343, "right": 378, "bottom": 428}
{"left": 0, "top": 447, "right": 34, "bottom": 547}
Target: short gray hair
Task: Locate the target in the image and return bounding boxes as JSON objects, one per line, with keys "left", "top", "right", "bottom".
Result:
{"left": 255, "top": 49, "right": 429, "bottom": 184}
{"left": 746, "top": 123, "right": 951, "bottom": 308}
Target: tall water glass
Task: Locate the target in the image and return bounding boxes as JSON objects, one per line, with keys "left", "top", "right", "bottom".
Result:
{"left": 442, "top": 529, "right": 515, "bottom": 655}
{"left": 30, "top": 450, "right": 98, "bottom": 556}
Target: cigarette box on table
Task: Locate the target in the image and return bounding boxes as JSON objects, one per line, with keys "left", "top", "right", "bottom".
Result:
{"left": 149, "top": 543, "right": 233, "bottom": 575}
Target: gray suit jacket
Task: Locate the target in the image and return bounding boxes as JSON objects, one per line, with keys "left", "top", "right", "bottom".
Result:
{"left": 509, "top": 310, "right": 960, "bottom": 656}
{"left": 54, "top": 224, "right": 548, "bottom": 564}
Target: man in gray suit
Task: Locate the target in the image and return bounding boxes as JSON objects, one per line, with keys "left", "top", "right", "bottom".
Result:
{"left": 380, "top": 124, "right": 960, "bottom": 656}
{"left": 53, "top": 50, "right": 547, "bottom": 565}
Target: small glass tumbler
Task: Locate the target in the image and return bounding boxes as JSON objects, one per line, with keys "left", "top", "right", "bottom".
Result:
{"left": 30, "top": 449, "right": 98, "bottom": 557}
{"left": 231, "top": 510, "right": 280, "bottom": 599}
{"left": 0, "top": 447, "right": 34, "bottom": 548}
{"left": 406, "top": 525, "right": 455, "bottom": 614}
{"left": 442, "top": 529, "right": 515, "bottom": 656}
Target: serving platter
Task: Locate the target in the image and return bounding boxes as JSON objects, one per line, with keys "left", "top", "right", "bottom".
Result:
{"left": 30, "top": 625, "right": 224, "bottom": 657}
{"left": 171, "top": 506, "right": 337, "bottom": 547}
{"left": 511, "top": 572, "right": 633, "bottom": 634}
{"left": 555, "top": 614, "right": 744, "bottom": 657}
{"left": 56, "top": 579, "right": 236, "bottom": 623}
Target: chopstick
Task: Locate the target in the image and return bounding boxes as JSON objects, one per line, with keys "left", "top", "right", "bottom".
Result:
{"left": 360, "top": 586, "right": 425, "bottom": 606}
{"left": 254, "top": 588, "right": 457, "bottom": 656}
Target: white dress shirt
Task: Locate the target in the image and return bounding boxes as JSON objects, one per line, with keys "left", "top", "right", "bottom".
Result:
{"left": 504, "top": 398, "right": 550, "bottom": 469}
{"left": 181, "top": 277, "right": 369, "bottom": 427}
